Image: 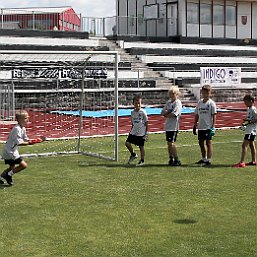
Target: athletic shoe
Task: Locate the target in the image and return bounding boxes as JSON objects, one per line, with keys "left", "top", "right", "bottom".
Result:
{"left": 128, "top": 153, "right": 138, "bottom": 164}
{"left": 232, "top": 162, "right": 246, "bottom": 168}
{"left": 246, "top": 161, "right": 257, "bottom": 166}
{"left": 136, "top": 160, "right": 145, "bottom": 167}
{"left": 172, "top": 160, "right": 181, "bottom": 166}
{"left": 195, "top": 159, "right": 206, "bottom": 164}
{"left": 0, "top": 179, "right": 4, "bottom": 185}
{"left": 2, "top": 174, "right": 13, "bottom": 185}
{"left": 202, "top": 161, "right": 211, "bottom": 167}
{"left": 168, "top": 159, "right": 174, "bottom": 166}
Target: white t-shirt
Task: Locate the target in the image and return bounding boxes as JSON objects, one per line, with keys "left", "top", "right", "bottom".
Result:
{"left": 162, "top": 99, "right": 182, "bottom": 131}
{"left": 195, "top": 99, "right": 217, "bottom": 130}
{"left": 130, "top": 109, "right": 148, "bottom": 136}
{"left": 2, "top": 124, "right": 29, "bottom": 160}
{"left": 245, "top": 106, "right": 257, "bottom": 135}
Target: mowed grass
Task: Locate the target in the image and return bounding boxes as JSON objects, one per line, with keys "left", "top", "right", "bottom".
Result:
{"left": 0, "top": 129, "right": 256, "bottom": 257}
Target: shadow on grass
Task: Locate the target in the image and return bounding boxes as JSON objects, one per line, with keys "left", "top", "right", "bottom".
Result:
{"left": 192, "top": 163, "right": 233, "bottom": 168}
{"left": 173, "top": 219, "right": 198, "bottom": 224}
{"left": 78, "top": 162, "right": 171, "bottom": 168}
{"left": 0, "top": 184, "right": 12, "bottom": 189}
{"left": 78, "top": 162, "right": 233, "bottom": 169}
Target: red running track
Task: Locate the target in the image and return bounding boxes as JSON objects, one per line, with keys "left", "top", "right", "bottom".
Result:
{"left": 0, "top": 102, "right": 247, "bottom": 141}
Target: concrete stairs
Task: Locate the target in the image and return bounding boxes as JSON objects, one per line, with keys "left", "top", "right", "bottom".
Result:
{"left": 98, "top": 38, "right": 197, "bottom": 104}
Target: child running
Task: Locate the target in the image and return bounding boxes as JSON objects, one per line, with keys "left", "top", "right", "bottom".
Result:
{"left": 161, "top": 86, "right": 182, "bottom": 166}
{"left": 193, "top": 85, "right": 217, "bottom": 166}
{"left": 232, "top": 94, "right": 257, "bottom": 168}
{"left": 0, "top": 110, "right": 43, "bottom": 185}
{"left": 125, "top": 95, "right": 148, "bottom": 166}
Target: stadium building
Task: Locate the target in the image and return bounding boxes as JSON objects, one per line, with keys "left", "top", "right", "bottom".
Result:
{"left": 116, "top": 0, "right": 257, "bottom": 43}
{"left": 1, "top": 6, "right": 81, "bottom": 31}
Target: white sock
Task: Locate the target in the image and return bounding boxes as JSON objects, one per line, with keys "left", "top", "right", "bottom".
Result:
{"left": 0, "top": 176, "right": 3, "bottom": 180}
{"left": 8, "top": 170, "right": 14, "bottom": 176}
{"left": 203, "top": 157, "right": 207, "bottom": 161}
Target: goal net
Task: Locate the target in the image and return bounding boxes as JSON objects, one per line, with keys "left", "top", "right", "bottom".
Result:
{"left": 0, "top": 50, "right": 119, "bottom": 161}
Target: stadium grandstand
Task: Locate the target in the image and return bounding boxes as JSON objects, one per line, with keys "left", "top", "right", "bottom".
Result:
{"left": 1, "top": 5, "right": 257, "bottom": 158}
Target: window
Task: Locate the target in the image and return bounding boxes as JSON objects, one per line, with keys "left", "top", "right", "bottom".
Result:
{"left": 28, "top": 19, "right": 53, "bottom": 30}
{"left": 187, "top": 2, "right": 199, "bottom": 24}
{"left": 143, "top": 4, "right": 158, "bottom": 20}
{"left": 200, "top": 3, "right": 211, "bottom": 24}
{"left": 226, "top": 5, "right": 236, "bottom": 26}
{"left": 214, "top": 4, "right": 224, "bottom": 25}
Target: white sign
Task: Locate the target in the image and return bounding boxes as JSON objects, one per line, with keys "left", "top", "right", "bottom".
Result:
{"left": 200, "top": 67, "right": 241, "bottom": 86}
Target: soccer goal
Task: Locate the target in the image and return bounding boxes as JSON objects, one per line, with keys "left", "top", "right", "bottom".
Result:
{"left": 0, "top": 50, "right": 119, "bottom": 161}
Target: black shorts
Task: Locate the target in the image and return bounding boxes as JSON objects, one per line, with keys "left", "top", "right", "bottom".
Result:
{"left": 198, "top": 129, "right": 213, "bottom": 140}
{"left": 244, "top": 134, "right": 256, "bottom": 142}
{"left": 166, "top": 131, "right": 178, "bottom": 143}
{"left": 126, "top": 134, "right": 145, "bottom": 147}
{"left": 4, "top": 157, "right": 23, "bottom": 166}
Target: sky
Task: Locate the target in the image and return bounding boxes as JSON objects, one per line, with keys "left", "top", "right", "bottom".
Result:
{"left": 0, "top": 0, "right": 116, "bottom": 17}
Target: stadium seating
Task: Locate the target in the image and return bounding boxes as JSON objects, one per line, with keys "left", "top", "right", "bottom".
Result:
{"left": 2, "top": 33, "right": 257, "bottom": 108}
{"left": 119, "top": 40, "right": 257, "bottom": 102}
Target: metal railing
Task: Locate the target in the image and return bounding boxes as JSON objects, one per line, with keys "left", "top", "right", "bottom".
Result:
{"left": 0, "top": 10, "right": 176, "bottom": 38}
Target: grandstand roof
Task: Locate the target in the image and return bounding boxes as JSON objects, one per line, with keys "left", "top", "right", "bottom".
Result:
{"left": 2, "top": 6, "right": 73, "bottom": 14}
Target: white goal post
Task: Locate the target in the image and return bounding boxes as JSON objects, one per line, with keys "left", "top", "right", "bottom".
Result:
{"left": 0, "top": 50, "right": 119, "bottom": 161}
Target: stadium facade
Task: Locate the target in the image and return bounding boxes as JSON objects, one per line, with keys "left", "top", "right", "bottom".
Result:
{"left": 116, "top": 0, "right": 257, "bottom": 43}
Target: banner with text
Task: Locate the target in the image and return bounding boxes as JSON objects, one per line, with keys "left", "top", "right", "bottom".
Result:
{"left": 200, "top": 67, "right": 241, "bottom": 87}
{"left": 11, "top": 68, "right": 108, "bottom": 80}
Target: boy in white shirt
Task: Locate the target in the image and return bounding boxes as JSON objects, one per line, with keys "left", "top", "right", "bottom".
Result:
{"left": 161, "top": 86, "right": 182, "bottom": 166}
{"left": 193, "top": 85, "right": 217, "bottom": 166}
{"left": 0, "top": 110, "right": 43, "bottom": 185}
{"left": 125, "top": 95, "right": 148, "bottom": 166}
{"left": 232, "top": 94, "right": 257, "bottom": 168}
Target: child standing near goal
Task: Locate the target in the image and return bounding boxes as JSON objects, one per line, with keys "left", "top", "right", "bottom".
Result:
{"left": 161, "top": 86, "right": 182, "bottom": 166}
{"left": 0, "top": 110, "right": 43, "bottom": 185}
{"left": 232, "top": 94, "right": 257, "bottom": 168}
{"left": 193, "top": 85, "right": 217, "bottom": 166}
{"left": 125, "top": 95, "right": 148, "bottom": 166}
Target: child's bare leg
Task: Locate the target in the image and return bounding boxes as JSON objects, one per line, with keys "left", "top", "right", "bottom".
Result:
{"left": 206, "top": 140, "right": 213, "bottom": 159}
{"left": 13, "top": 161, "right": 27, "bottom": 174}
{"left": 125, "top": 141, "right": 134, "bottom": 155}
{"left": 199, "top": 139, "right": 206, "bottom": 159}
{"left": 168, "top": 142, "right": 174, "bottom": 159}
{"left": 249, "top": 141, "right": 256, "bottom": 163}
{"left": 169, "top": 142, "right": 178, "bottom": 159}
{"left": 240, "top": 140, "right": 249, "bottom": 163}
{"left": 139, "top": 145, "right": 145, "bottom": 161}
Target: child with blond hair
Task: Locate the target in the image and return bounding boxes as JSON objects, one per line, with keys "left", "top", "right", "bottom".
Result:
{"left": 0, "top": 110, "right": 44, "bottom": 185}
{"left": 161, "top": 86, "right": 182, "bottom": 166}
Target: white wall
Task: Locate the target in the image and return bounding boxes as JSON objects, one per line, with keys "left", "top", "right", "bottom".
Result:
{"left": 237, "top": 2, "right": 251, "bottom": 39}
{"left": 252, "top": 3, "right": 257, "bottom": 38}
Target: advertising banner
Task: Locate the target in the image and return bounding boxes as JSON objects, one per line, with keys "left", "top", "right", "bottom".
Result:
{"left": 200, "top": 67, "right": 241, "bottom": 86}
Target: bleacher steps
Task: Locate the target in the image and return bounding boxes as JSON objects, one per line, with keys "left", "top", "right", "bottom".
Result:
{"left": 98, "top": 38, "right": 197, "bottom": 103}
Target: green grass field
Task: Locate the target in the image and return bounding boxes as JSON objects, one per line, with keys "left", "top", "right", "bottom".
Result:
{"left": 0, "top": 129, "right": 256, "bottom": 257}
